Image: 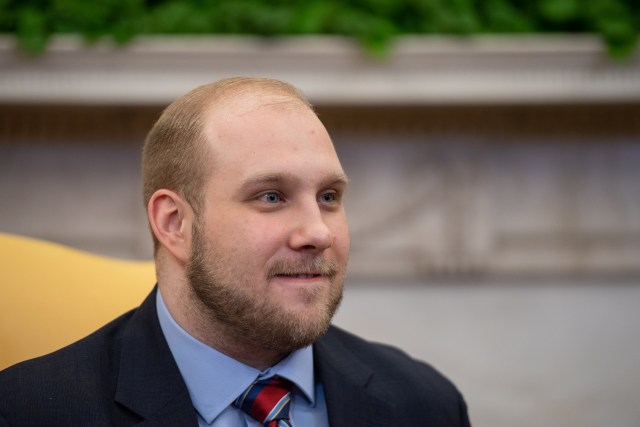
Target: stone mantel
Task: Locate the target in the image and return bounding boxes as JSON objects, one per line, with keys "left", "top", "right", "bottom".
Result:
{"left": 1, "top": 35, "right": 639, "bottom": 106}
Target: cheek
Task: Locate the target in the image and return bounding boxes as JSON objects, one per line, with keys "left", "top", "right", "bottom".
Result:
{"left": 331, "top": 220, "right": 350, "bottom": 257}
{"left": 216, "top": 216, "right": 289, "bottom": 258}
{"left": 337, "top": 235, "right": 350, "bottom": 260}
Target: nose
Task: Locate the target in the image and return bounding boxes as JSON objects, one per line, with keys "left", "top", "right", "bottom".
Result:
{"left": 288, "top": 205, "right": 333, "bottom": 252}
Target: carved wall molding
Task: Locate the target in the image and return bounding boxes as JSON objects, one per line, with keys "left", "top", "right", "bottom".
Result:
{"left": 339, "top": 139, "right": 640, "bottom": 280}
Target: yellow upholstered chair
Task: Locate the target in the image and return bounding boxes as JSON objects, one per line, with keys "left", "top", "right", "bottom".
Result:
{"left": 0, "top": 232, "right": 155, "bottom": 370}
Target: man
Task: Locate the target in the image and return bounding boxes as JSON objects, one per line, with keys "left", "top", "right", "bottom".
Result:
{"left": 0, "top": 78, "right": 470, "bottom": 426}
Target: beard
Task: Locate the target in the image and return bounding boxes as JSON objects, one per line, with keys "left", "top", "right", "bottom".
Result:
{"left": 186, "top": 220, "right": 345, "bottom": 353}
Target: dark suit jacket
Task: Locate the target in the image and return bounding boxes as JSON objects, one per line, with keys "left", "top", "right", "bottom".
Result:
{"left": 0, "top": 289, "right": 470, "bottom": 426}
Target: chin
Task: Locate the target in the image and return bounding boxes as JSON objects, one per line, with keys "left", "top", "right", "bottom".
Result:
{"left": 262, "top": 317, "right": 332, "bottom": 352}
{"left": 258, "top": 299, "right": 338, "bottom": 351}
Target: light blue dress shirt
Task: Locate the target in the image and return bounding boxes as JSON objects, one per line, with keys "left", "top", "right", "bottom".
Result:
{"left": 156, "top": 289, "right": 329, "bottom": 426}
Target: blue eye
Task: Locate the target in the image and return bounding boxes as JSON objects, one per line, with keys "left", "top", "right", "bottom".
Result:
{"left": 261, "top": 192, "right": 282, "bottom": 204}
{"left": 319, "top": 192, "right": 336, "bottom": 203}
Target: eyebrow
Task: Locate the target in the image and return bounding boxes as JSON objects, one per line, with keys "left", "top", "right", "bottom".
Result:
{"left": 240, "top": 172, "right": 349, "bottom": 192}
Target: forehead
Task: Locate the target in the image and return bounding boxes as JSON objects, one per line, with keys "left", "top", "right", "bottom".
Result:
{"left": 203, "top": 95, "right": 334, "bottom": 156}
{"left": 201, "top": 96, "right": 344, "bottom": 186}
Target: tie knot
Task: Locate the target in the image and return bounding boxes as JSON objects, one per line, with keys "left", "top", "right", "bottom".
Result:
{"left": 235, "top": 377, "right": 292, "bottom": 426}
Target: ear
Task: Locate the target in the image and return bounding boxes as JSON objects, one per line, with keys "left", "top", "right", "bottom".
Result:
{"left": 147, "top": 189, "right": 193, "bottom": 263}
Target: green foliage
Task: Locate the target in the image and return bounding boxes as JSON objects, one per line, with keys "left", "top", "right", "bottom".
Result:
{"left": 16, "top": 7, "right": 48, "bottom": 53}
{"left": 0, "top": 0, "right": 637, "bottom": 57}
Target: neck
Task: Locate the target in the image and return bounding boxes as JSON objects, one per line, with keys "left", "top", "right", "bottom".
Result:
{"left": 201, "top": 329, "right": 289, "bottom": 371}
{"left": 158, "top": 281, "right": 287, "bottom": 371}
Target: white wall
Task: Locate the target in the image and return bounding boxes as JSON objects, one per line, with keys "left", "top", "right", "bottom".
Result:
{"left": 334, "top": 281, "right": 640, "bottom": 427}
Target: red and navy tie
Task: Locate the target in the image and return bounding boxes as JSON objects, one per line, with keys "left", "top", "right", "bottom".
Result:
{"left": 235, "top": 376, "right": 293, "bottom": 427}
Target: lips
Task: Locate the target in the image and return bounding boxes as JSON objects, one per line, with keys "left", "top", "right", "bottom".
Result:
{"left": 277, "top": 273, "right": 320, "bottom": 279}
{"left": 267, "top": 258, "right": 339, "bottom": 280}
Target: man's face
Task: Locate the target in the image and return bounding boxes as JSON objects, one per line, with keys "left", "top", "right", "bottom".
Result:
{"left": 186, "top": 100, "right": 350, "bottom": 352}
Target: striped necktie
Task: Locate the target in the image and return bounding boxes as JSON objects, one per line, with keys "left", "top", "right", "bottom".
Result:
{"left": 235, "top": 376, "right": 293, "bottom": 427}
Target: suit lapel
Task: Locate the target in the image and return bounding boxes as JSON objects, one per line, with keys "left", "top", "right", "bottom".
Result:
{"left": 314, "top": 327, "right": 397, "bottom": 427}
{"left": 111, "top": 293, "right": 397, "bottom": 426}
{"left": 114, "top": 289, "right": 198, "bottom": 426}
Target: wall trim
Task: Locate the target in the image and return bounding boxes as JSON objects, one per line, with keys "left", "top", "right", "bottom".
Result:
{"left": 1, "top": 35, "right": 639, "bottom": 105}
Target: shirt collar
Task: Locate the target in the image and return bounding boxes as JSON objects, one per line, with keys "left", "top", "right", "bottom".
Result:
{"left": 156, "top": 289, "right": 316, "bottom": 424}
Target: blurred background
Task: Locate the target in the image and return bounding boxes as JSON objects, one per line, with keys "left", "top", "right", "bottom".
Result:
{"left": 1, "top": 1, "right": 640, "bottom": 426}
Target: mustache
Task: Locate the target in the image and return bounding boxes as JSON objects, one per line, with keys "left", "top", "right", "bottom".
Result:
{"left": 266, "top": 257, "right": 340, "bottom": 279}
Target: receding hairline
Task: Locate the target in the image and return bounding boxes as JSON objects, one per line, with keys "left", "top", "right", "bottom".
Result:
{"left": 142, "top": 76, "right": 315, "bottom": 192}
{"left": 196, "top": 80, "right": 321, "bottom": 166}
{"left": 194, "top": 76, "right": 313, "bottom": 112}
{"left": 200, "top": 82, "right": 315, "bottom": 127}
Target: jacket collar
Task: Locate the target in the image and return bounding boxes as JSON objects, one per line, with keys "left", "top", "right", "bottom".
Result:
{"left": 112, "top": 290, "right": 397, "bottom": 426}
{"left": 314, "top": 326, "right": 398, "bottom": 427}
{"left": 114, "top": 288, "right": 198, "bottom": 426}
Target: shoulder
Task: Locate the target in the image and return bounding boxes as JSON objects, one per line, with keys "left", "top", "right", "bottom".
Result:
{"left": 321, "top": 325, "right": 456, "bottom": 386}
{"left": 0, "top": 309, "right": 135, "bottom": 424}
{"left": 317, "top": 325, "right": 470, "bottom": 425}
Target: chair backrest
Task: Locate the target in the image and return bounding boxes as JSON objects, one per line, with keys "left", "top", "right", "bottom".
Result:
{"left": 0, "top": 232, "right": 155, "bottom": 370}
